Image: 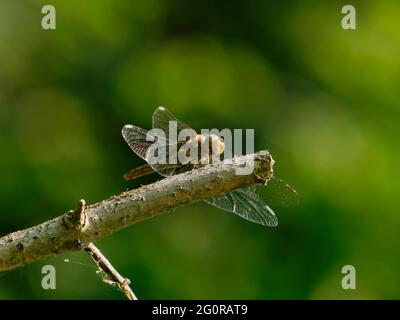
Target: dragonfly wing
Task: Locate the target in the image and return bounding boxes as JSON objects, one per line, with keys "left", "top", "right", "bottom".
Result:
{"left": 252, "top": 177, "right": 299, "bottom": 207}
{"left": 149, "top": 160, "right": 192, "bottom": 177}
{"left": 152, "top": 106, "right": 195, "bottom": 134}
{"left": 204, "top": 188, "right": 278, "bottom": 227}
{"left": 150, "top": 106, "right": 198, "bottom": 176}
{"left": 122, "top": 124, "right": 191, "bottom": 177}
{"left": 122, "top": 124, "right": 156, "bottom": 160}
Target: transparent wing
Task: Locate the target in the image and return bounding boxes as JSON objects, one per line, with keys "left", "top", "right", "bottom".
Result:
{"left": 121, "top": 124, "right": 157, "bottom": 160}
{"left": 152, "top": 106, "right": 195, "bottom": 134}
{"left": 122, "top": 124, "right": 191, "bottom": 177}
{"left": 150, "top": 161, "right": 194, "bottom": 178}
{"left": 204, "top": 188, "right": 278, "bottom": 227}
{"left": 252, "top": 177, "right": 299, "bottom": 207}
{"left": 150, "top": 106, "right": 198, "bottom": 176}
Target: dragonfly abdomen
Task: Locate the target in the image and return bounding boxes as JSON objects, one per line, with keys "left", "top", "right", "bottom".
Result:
{"left": 123, "top": 164, "right": 155, "bottom": 181}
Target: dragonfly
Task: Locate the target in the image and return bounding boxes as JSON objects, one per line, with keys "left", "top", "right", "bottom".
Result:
{"left": 121, "top": 106, "right": 298, "bottom": 227}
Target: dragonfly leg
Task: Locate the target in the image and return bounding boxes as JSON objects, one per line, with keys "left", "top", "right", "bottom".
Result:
{"left": 255, "top": 175, "right": 270, "bottom": 185}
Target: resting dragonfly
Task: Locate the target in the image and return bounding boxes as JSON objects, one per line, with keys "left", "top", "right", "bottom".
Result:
{"left": 121, "top": 106, "right": 298, "bottom": 227}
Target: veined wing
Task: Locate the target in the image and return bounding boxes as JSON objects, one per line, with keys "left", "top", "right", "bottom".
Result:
{"left": 252, "top": 177, "right": 299, "bottom": 207}
{"left": 204, "top": 188, "right": 278, "bottom": 227}
{"left": 121, "top": 124, "right": 158, "bottom": 160}
{"left": 122, "top": 124, "right": 190, "bottom": 177}
{"left": 152, "top": 106, "right": 196, "bottom": 137}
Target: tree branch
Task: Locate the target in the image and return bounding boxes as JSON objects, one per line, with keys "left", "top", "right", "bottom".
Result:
{"left": 0, "top": 151, "right": 273, "bottom": 272}
{"left": 85, "top": 243, "right": 138, "bottom": 300}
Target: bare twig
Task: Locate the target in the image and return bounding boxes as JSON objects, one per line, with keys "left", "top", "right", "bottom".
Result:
{"left": 0, "top": 151, "right": 273, "bottom": 272}
{"left": 85, "top": 243, "right": 137, "bottom": 300}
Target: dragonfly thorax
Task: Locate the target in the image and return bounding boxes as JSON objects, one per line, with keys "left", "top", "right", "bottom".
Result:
{"left": 178, "top": 134, "right": 225, "bottom": 165}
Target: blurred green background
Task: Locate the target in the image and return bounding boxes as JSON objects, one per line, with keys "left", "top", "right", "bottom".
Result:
{"left": 1, "top": 0, "right": 399, "bottom": 299}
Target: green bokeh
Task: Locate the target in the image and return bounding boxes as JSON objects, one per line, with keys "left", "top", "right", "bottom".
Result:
{"left": 1, "top": 0, "right": 399, "bottom": 299}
